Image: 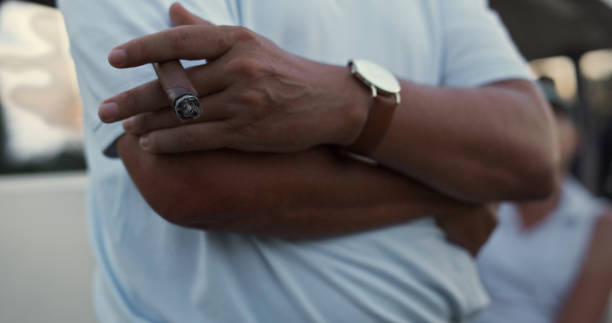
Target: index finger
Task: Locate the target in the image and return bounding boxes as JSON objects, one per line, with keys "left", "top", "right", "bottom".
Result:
{"left": 98, "top": 62, "right": 229, "bottom": 122}
{"left": 108, "top": 25, "right": 236, "bottom": 68}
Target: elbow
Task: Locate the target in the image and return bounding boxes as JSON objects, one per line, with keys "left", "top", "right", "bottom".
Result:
{"left": 466, "top": 154, "right": 556, "bottom": 203}
{"left": 511, "top": 101, "right": 559, "bottom": 200}
{"left": 511, "top": 153, "right": 557, "bottom": 200}
{"left": 499, "top": 132, "right": 558, "bottom": 201}
{"left": 141, "top": 163, "right": 258, "bottom": 229}
{"left": 147, "top": 185, "right": 243, "bottom": 229}
{"left": 146, "top": 191, "right": 202, "bottom": 227}
{"left": 138, "top": 176, "right": 219, "bottom": 227}
{"left": 497, "top": 83, "right": 559, "bottom": 201}
{"left": 118, "top": 135, "right": 234, "bottom": 227}
{"left": 474, "top": 127, "right": 558, "bottom": 202}
{"left": 130, "top": 159, "right": 230, "bottom": 228}
{"left": 446, "top": 79, "right": 561, "bottom": 203}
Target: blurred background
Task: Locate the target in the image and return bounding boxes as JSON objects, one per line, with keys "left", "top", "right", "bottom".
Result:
{"left": 0, "top": 0, "right": 611, "bottom": 322}
{"left": 0, "top": 1, "right": 92, "bottom": 322}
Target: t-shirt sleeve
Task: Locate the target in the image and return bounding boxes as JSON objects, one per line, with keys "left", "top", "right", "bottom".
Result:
{"left": 439, "top": 0, "right": 533, "bottom": 88}
{"left": 58, "top": 0, "right": 237, "bottom": 157}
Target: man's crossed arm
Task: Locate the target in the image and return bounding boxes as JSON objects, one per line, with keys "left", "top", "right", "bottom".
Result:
{"left": 118, "top": 134, "right": 496, "bottom": 254}
{"left": 101, "top": 3, "right": 554, "bottom": 253}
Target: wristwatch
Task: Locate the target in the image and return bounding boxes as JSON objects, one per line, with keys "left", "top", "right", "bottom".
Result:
{"left": 349, "top": 59, "right": 401, "bottom": 104}
{"left": 345, "top": 59, "right": 401, "bottom": 164}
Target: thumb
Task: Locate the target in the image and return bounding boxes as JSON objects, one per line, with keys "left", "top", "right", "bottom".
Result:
{"left": 169, "top": 2, "right": 213, "bottom": 26}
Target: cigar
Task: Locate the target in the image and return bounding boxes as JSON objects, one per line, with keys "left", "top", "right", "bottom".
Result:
{"left": 152, "top": 60, "right": 202, "bottom": 121}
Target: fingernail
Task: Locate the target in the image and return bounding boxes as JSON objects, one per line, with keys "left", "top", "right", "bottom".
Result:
{"left": 99, "top": 102, "right": 119, "bottom": 122}
{"left": 122, "top": 118, "right": 134, "bottom": 132}
{"left": 108, "top": 49, "right": 127, "bottom": 67}
{"left": 139, "top": 135, "right": 150, "bottom": 149}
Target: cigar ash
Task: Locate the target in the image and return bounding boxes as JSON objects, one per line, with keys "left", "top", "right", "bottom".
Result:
{"left": 173, "top": 94, "right": 202, "bottom": 121}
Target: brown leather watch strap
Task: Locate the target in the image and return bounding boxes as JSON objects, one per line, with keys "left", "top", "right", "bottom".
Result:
{"left": 348, "top": 95, "right": 398, "bottom": 156}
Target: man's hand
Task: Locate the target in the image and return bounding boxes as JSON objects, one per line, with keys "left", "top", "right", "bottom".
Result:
{"left": 435, "top": 204, "right": 499, "bottom": 256}
{"left": 99, "top": 3, "right": 367, "bottom": 154}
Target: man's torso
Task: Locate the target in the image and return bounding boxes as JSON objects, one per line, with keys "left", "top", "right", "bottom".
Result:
{"left": 59, "top": 0, "right": 528, "bottom": 321}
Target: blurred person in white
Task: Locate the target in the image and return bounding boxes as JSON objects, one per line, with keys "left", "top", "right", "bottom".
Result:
{"left": 59, "top": 1, "right": 556, "bottom": 322}
{"left": 475, "top": 77, "right": 612, "bottom": 323}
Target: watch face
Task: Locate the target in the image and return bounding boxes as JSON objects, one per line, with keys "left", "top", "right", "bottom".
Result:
{"left": 351, "top": 59, "right": 401, "bottom": 94}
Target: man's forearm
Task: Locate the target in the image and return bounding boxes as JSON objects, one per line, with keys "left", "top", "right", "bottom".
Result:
{"left": 363, "top": 79, "right": 557, "bottom": 203}
{"left": 117, "top": 134, "right": 483, "bottom": 239}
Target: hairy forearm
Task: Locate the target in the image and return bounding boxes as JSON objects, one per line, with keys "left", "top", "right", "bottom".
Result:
{"left": 117, "top": 134, "right": 480, "bottom": 238}
{"left": 365, "top": 79, "right": 557, "bottom": 202}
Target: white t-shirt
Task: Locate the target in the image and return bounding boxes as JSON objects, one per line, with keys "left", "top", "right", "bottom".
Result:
{"left": 474, "top": 177, "right": 605, "bottom": 323}
{"left": 59, "top": 1, "right": 531, "bottom": 322}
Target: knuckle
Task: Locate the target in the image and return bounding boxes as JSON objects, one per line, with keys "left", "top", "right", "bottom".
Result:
{"left": 126, "top": 40, "right": 143, "bottom": 64}
{"left": 227, "top": 58, "right": 262, "bottom": 78}
{"left": 231, "top": 26, "right": 257, "bottom": 43}
{"left": 145, "top": 133, "right": 161, "bottom": 153}
{"left": 215, "top": 26, "right": 234, "bottom": 51}
{"left": 120, "top": 90, "right": 139, "bottom": 117}
{"left": 223, "top": 118, "right": 241, "bottom": 133}
{"left": 131, "top": 38, "right": 155, "bottom": 65}
{"left": 170, "top": 27, "right": 191, "bottom": 53}
{"left": 238, "top": 89, "right": 266, "bottom": 106}
{"left": 221, "top": 121, "right": 239, "bottom": 147}
{"left": 179, "top": 127, "right": 198, "bottom": 150}
{"left": 223, "top": 114, "right": 259, "bottom": 145}
{"left": 235, "top": 121, "right": 259, "bottom": 144}
{"left": 130, "top": 115, "right": 147, "bottom": 133}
